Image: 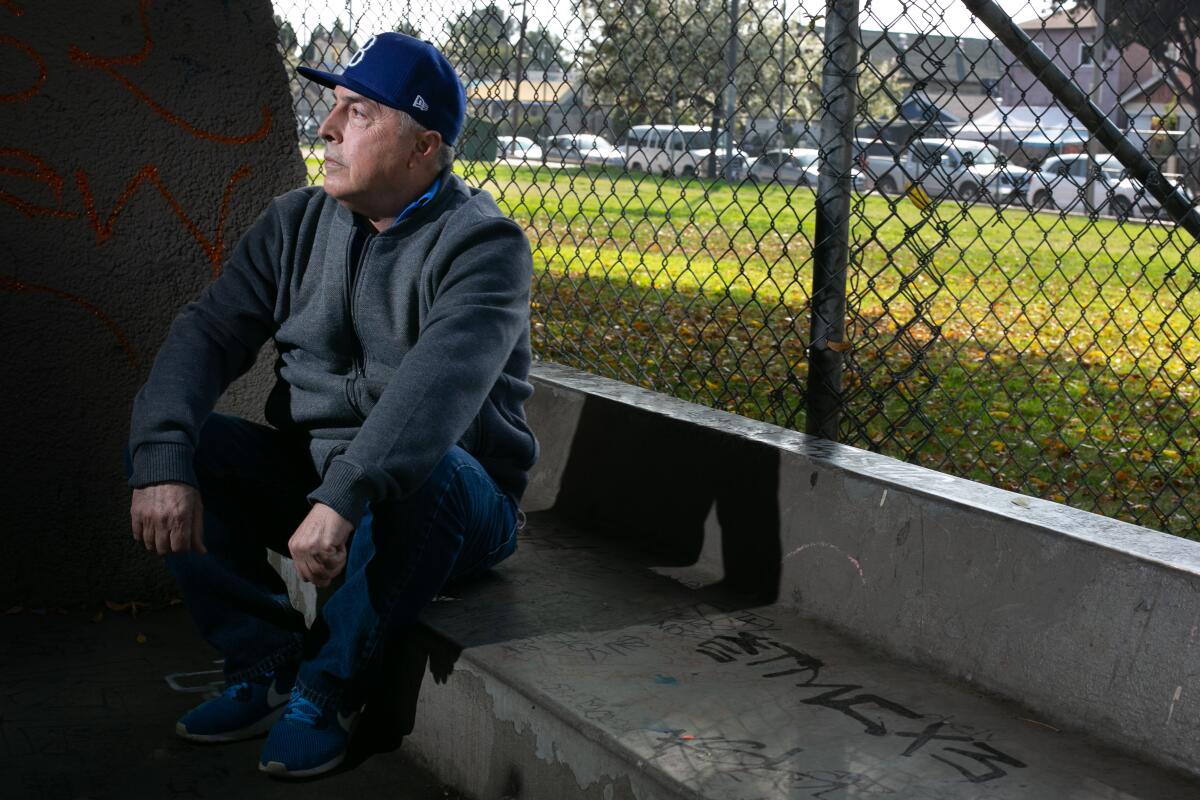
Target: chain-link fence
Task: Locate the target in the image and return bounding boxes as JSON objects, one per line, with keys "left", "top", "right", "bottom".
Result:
{"left": 273, "top": 0, "right": 1200, "bottom": 537}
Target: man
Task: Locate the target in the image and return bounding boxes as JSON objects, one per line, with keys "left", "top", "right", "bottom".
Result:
{"left": 125, "top": 33, "right": 537, "bottom": 778}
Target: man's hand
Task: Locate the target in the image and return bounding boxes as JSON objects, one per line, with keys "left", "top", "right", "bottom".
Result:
{"left": 289, "top": 504, "right": 353, "bottom": 587}
{"left": 130, "top": 482, "right": 206, "bottom": 556}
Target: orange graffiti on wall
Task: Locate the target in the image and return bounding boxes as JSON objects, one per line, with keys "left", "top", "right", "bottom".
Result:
{"left": 0, "top": 274, "right": 141, "bottom": 369}
{"left": 0, "top": 34, "right": 45, "bottom": 103}
{"left": 2, "top": 0, "right": 286, "bottom": 369}
{"left": 1, "top": 147, "right": 251, "bottom": 278}
{"left": 76, "top": 163, "right": 252, "bottom": 278}
{"left": 67, "top": 0, "right": 272, "bottom": 145}
{"left": 0, "top": 148, "right": 78, "bottom": 219}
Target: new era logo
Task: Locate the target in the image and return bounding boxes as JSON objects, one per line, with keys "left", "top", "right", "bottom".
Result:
{"left": 412, "top": 95, "right": 429, "bottom": 111}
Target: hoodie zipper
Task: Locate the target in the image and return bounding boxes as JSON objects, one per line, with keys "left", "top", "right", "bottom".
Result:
{"left": 343, "top": 226, "right": 374, "bottom": 420}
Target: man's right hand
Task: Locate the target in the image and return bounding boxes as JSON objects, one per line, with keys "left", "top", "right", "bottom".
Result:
{"left": 130, "top": 482, "right": 207, "bottom": 556}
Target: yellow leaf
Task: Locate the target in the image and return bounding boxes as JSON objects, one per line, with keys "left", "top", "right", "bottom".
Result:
{"left": 135, "top": 633, "right": 147, "bottom": 645}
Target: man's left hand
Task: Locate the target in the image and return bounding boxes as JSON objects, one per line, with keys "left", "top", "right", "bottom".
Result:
{"left": 288, "top": 503, "right": 354, "bottom": 587}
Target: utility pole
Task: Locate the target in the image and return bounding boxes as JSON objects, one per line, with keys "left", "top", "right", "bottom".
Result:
{"left": 1084, "top": 0, "right": 1107, "bottom": 212}
{"left": 777, "top": 0, "right": 787, "bottom": 148}
{"left": 723, "top": 0, "right": 741, "bottom": 171}
{"left": 514, "top": 0, "right": 528, "bottom": 136}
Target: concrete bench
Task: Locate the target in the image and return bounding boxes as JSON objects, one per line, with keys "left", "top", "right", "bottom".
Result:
{"left": 385, "top": 363, "right": 1200, "bottom": 799}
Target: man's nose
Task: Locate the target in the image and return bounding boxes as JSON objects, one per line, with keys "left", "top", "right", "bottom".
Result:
{"left": 318, "top": 110, "right": 339, "bottom": 142}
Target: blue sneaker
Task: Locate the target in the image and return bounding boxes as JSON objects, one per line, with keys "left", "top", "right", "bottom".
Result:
{"left": 176, "top": 669, "right": 294, "bottom": 742}
{"left": 258, "top": 688, "right": 360, "bottom": 778}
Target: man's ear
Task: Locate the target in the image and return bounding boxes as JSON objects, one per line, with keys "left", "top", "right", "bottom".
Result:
{"left": 416, "top": 130, "right": 442, "bottom": 157}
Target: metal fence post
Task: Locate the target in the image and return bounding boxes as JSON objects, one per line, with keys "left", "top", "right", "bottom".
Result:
{"left": 806, "top": 0, "right": 860, "bottom": 440}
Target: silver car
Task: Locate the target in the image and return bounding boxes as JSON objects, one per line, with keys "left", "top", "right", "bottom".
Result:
{"left": 497, "top": 135, "right": 543, "bottom": 163}
{"left": 542, "top": 134, "right": 625, "bottom": 168}
{"left": 908, "top": 138, "right": 1031, "bottom": 205}
{"left": 748, "top": 148, "right": 865, "bottom": 191}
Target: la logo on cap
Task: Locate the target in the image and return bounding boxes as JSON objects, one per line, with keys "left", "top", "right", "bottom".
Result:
{"left": 413, "top": 95, "right": 429, "bottom": 111}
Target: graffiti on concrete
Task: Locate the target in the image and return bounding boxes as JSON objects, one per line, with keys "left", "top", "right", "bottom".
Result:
{"left": 0, "top": 274, "right": 141, "bottom": 368}
{"left": 66, "top": 0, "right": 273, "bottom": 145}
{"left": 692, "top": 628, "right": 1028, "bottom": 784}
{"left": 647, "top": 729, "right": 894, "bottom": 797}
{"left": 2, "top": 0, "right": 266, "bottom": 274}
{"left": 76, "top": 163, "right": 253, "bottom": 277}
{"left": 500, "top": 632, "right": 649, "bottom": 664}
{"left": 657, "top": 602, "right": 777, "bottom": 641}
{"left": 0, "top": 33, "right": 44, "bottom": 102}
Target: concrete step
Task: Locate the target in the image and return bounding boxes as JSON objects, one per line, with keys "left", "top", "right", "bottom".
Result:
{"left": 399, "top": 510, "right": 1200, "bottom": 800}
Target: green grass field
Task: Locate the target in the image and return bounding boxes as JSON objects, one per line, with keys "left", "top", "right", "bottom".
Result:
{"left": 308, "top": 154, "right": 1200, "bottom": 535}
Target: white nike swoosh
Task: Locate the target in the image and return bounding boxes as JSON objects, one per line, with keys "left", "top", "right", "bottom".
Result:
{"left": 267, "top": 686, "right": 291, "bottom": 707}
{"left": 337, "top": 710, "right": 359, "bottom": 732}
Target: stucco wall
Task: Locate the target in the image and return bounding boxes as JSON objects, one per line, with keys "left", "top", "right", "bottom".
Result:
{"left": 0, "top": 0, "right": 305, "bottom": 604}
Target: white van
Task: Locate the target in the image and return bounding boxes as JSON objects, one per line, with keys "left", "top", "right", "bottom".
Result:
{"left": 621, "top": 124, "right": 749, "bottom": 179}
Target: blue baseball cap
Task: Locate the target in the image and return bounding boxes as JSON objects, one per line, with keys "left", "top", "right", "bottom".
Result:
{"left": 298, "top": 32, "right": 467, "bottom": 146}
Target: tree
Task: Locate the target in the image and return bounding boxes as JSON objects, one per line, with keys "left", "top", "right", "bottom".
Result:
{"left": 440, "top": 3, "right": 517, "bottom": 82}
{"left": 275, "top": 14, "right": 298, "bottom": 58}
{"left": 301, "top": 20, "right": 358, "bottom": 66}
{"left": 858, "top": 56, "right": 911, "bottom": 125}
{"left": 580, "top": 0, "right": 809, "bottom": 130}
{"left": 525, "top": 26, "right": 567, "bottom": 74}
{"left": 580, "top": 1, "right": 903, "bottom": 144}
{"left": 394, "top": 20, "right": 422, "bottom": 38}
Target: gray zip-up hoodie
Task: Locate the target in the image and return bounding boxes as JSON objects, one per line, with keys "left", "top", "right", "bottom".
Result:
{"left": 127, "top": 166, "right": 538, "bottom": 527}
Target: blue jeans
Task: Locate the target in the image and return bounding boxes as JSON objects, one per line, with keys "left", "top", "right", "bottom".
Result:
{"left": 125, "top": 413, "right": 518, "bottom": 713}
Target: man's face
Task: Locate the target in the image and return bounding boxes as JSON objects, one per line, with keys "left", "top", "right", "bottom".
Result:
{"left": 318, "top": 86, "right": 414, "bottom": 218}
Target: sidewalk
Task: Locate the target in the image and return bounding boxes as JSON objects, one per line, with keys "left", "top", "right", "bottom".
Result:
{"left": 0, "top": 603, "right": 466, "bottom": 800}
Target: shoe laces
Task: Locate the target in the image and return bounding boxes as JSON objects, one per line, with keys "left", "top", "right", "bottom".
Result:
{"left": 282, "top": 688, "right": 324, "bottom": 727}
{"left": 221, "top": 670, "right": 274, "bottom": 701}
{"left": 221, "top": 679, "right": 252, "bottom": 701}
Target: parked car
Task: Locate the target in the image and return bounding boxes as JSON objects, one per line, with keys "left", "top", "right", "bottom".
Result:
{"left": 542, "top": 134, "right": 625, "bottom": 167}
{"left": 621, "top": 124, "right": 754, "bottom": 179}
{"left": 748, "top": 148, "right": 866, "bottom": 191}
{"left": 1025, "top": 153, "right": 1168, "bottom": 218}
{"left": 1139, "top": 180, "right": 1197, "bottom": 220}
{"left": 907, "top": 138, "right": 1031, "bottom": 204}
{"left": 497, "top": 135, "right": 543, "bottom": 162}
{"left": 853, "top": 137, "right": 914, "bottom": 195}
